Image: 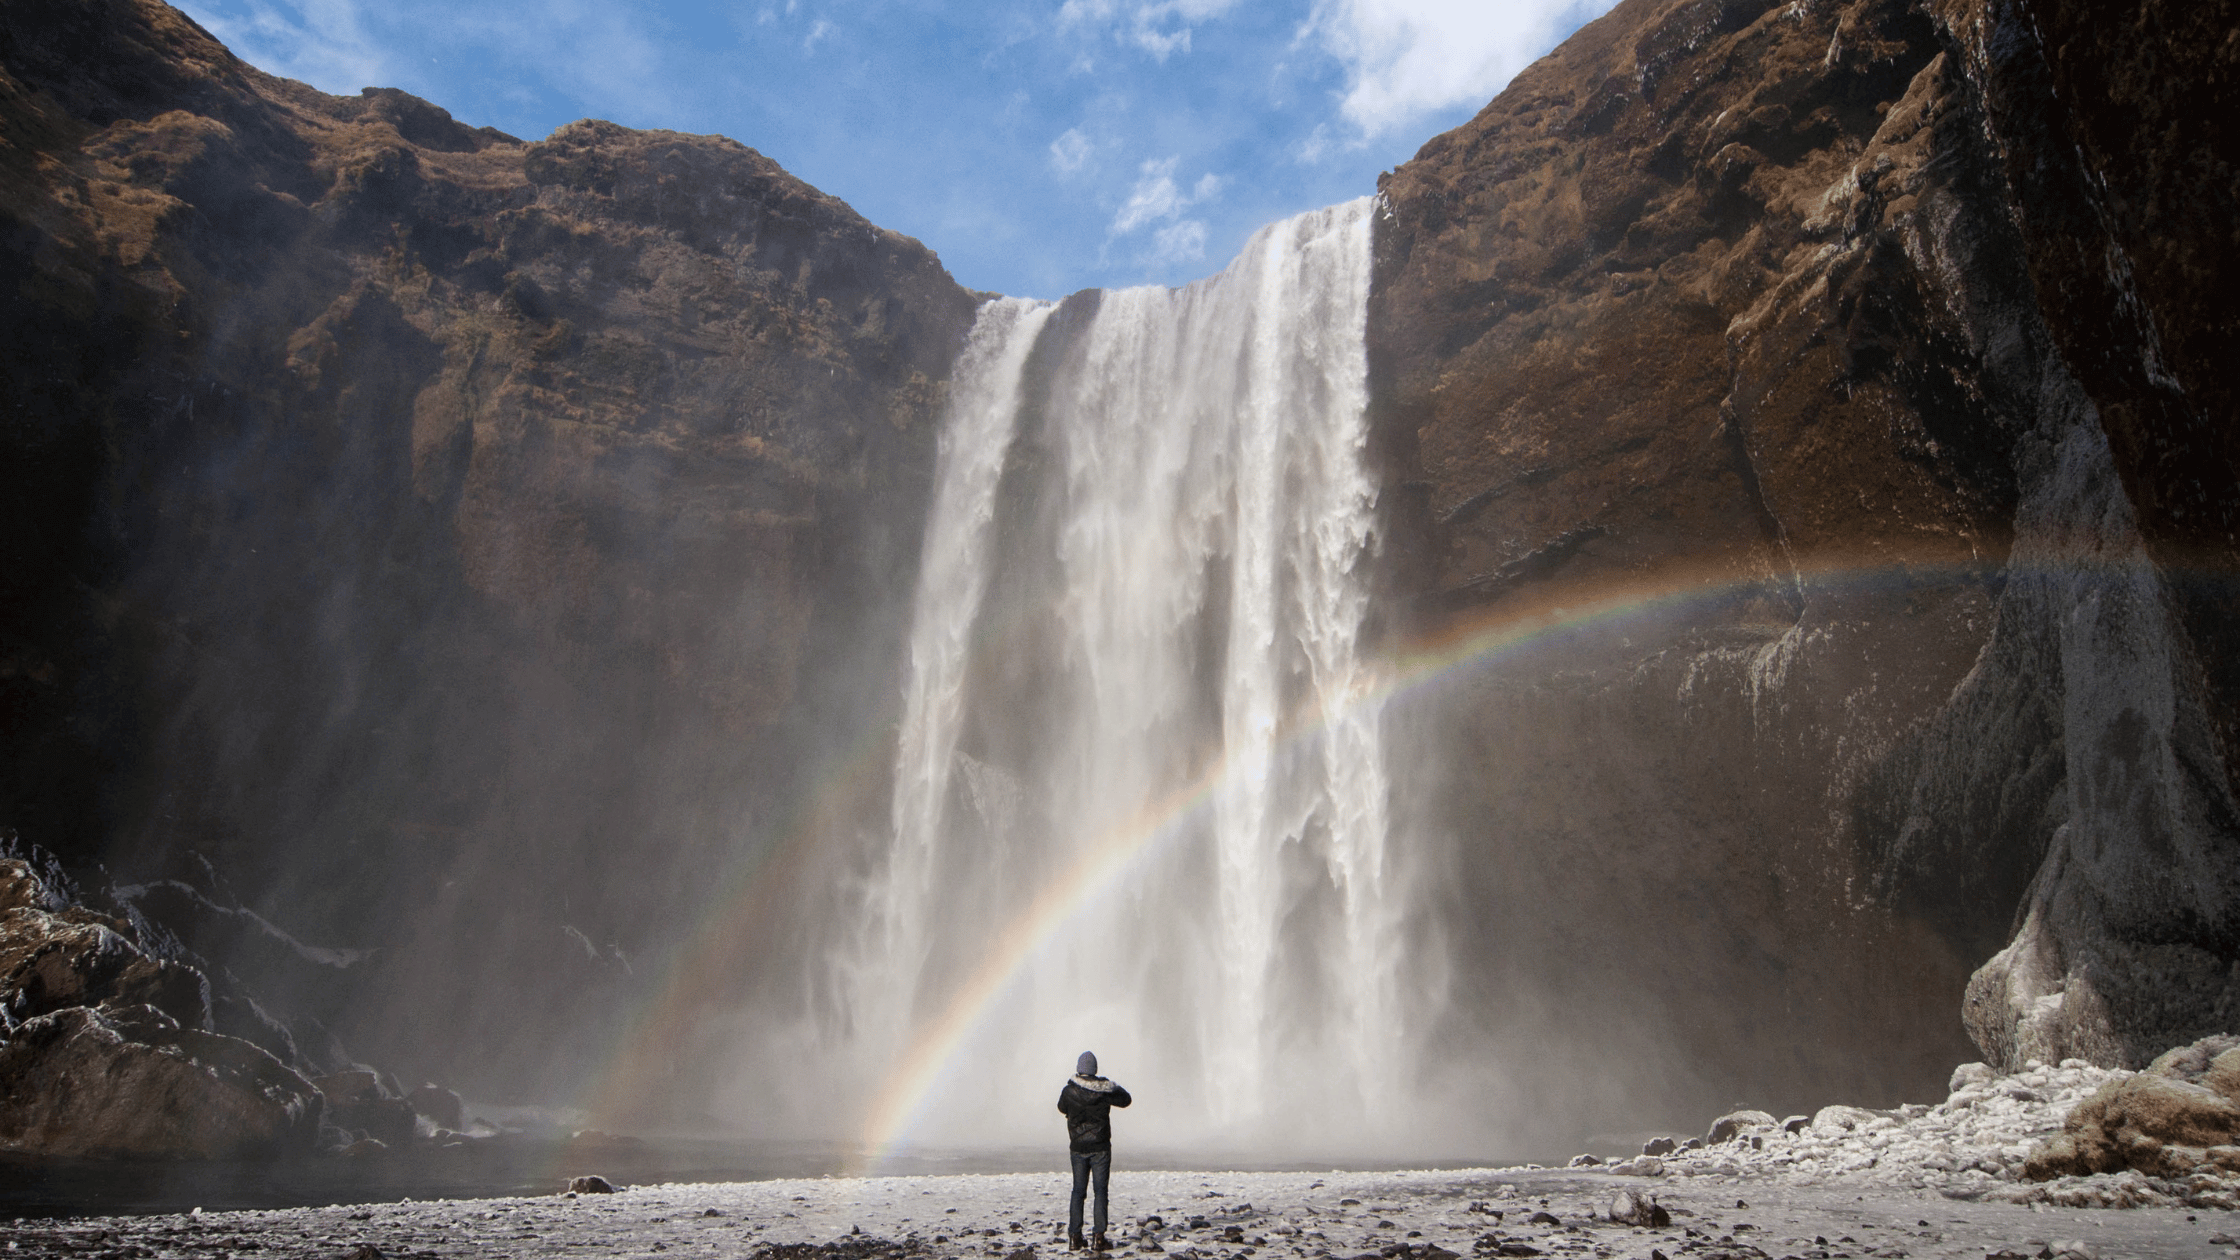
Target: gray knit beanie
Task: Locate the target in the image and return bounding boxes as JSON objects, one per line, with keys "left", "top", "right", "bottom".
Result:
{"left": 1077, "top": 1051, "right": 1098, "bottom": 1077}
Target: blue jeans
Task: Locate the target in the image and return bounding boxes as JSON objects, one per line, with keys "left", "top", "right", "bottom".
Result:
{"left": 1068, "top": 1147, "right": 1111, "bottom": 1240}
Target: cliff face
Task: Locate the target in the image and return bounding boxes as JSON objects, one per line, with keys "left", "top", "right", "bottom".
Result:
{"left": 1, "top": 0, "right": 976, "bottom": 1095}
{"left": 1372, "top": 0, "right": 2240, "bottom": 1132}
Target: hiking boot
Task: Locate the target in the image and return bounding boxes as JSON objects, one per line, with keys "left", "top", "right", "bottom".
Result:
{"left": 1068, "top": 1235, "right": 1086, "bottom": 1252}
{"left": 1093, "top": 1235, "right": 1113, "bottom": 1251}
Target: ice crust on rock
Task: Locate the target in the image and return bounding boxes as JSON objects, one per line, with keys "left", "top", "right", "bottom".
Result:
{"left": 1643, "top": 1053, "right": 2240, "bottom": 1209}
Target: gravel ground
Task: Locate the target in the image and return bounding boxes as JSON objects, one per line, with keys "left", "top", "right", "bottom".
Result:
{"left": 1, "top": 1164, "right": 2232, "bottom": 1260}
{"left": 3, "top": 1060, "right": 2234, "bottom": 1260}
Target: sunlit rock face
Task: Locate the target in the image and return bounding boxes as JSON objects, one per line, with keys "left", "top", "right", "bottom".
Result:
{"left": 1370, "top": 0, "right": 2240, "bottom": 1143}
{"left": 0, "top": 0, "right": 976, "bottom": 1099}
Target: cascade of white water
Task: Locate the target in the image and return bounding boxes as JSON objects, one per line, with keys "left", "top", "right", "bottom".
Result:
{"left": 841, "top": 199, "right": 1408, "bottom": 1152}
{"left": 848, "top": 296, "right": 1057, "bottom": 1044}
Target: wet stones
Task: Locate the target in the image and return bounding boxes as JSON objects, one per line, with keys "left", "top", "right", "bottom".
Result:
{"left": 1605, "top": 1191, "right": 1669, "bottom": 1227}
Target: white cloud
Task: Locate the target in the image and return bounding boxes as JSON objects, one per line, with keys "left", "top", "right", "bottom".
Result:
{"left": 1059, "top": 0, "right": 1242, "bottom": 63}
{"left": 1111, "top": 156, "right": 1215, "bottom": 235}
{"left": 1108, "top": 157, "right": 1224, "bottom": 272}
{"left": 1149, "top": 219, "right": 1209, "bottom": 266}
{"left": 1050, "top": 128, "right": 1094, "bottom": 173}
{"left": 1302, "top": 0, "right": 1617, "bottom": 143}
{"left": 804, "top": 18, "right": 833, "bottom": 51}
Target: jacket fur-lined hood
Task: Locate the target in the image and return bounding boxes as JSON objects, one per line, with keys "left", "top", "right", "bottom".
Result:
{"left": 1069, "top": 1073, "right": 1119, "bottom": 1093}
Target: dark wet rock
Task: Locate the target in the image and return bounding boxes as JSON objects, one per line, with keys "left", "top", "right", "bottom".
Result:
{"left": 0, "top": 861, "right": 55, "bottom": 914}
{"left": 1780, "top": 1116, "right": 1808, "bottom": 1134}
{"left": 0, "top": 861, "right": 207, "bottom": 1032}
{"left": 0, "top": 1004, "right": 320, "bottom": 1158}
{"left": 1641, "top": 1137, "right": 1677, "bottom": 1156}
{"left": 406, "top": 1082, "right": 464, "bottom": 1130}
{"left": 569, "top": 1174, "right": 617, "bottom": 1194}
{"left": 210, "top": 993, "right": 304, "bottom": 1069}
{"left": 1566, "top": 1154, "right": 1602, "bottom": 1167}
{"left": 314, "top": 1070, "right": 417, "bottom": 1146}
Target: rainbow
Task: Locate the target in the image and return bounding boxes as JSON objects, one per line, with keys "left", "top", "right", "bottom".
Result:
{"left": 577, "top": 548, "right": 2143, "bottom": 1169}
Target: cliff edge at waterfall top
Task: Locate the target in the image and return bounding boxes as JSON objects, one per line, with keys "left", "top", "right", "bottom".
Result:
{"left": 151, "top": 0, "right": 1627, "bottom": 297}
{"left": 6, "top": 0, "right": 2240, "bottom": 1230}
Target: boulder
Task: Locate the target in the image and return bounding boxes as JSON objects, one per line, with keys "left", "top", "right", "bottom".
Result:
{"left": 1812, "top": 1105, "right": 1879, "bottom": 1133}
{"left": 1706, "top": 1110, "right": 1777, "bottom": 1145}
{"left": 0, "top": 1005, "right": 321, "bottom": 1158}
{"left": 2024, "top": 1037, "right": 2240, "bottom": 1179}
{"left": 406, "top": 1083, "right": 464, "bottom": 1131}
{"left": 569, "top": 1174, "right": 616, "bottom": 1194}
{"left": 1605, "top": 1191, "right": 1668, "bottom": 1227}
{"left": 315, "top": 1071, "right": 416, "bottom": 1146}
{"left": 1950, "top": 1063, "right": 1999, "bottom": 1093}
{"left": 1640, "top": 1137, "right": 1677, "bottom": 1157}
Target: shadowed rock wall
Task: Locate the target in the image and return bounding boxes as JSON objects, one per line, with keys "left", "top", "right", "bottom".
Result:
{"left": 0, "top": 0, "right": 976, "bottom": 1100}
{"left": 1370, "top": 0, "right": 2240, "bottom": 1143}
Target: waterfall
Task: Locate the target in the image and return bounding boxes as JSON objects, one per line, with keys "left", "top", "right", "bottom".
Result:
{"left": 839, "top": 198, "right": 1410, "bottom": 1153}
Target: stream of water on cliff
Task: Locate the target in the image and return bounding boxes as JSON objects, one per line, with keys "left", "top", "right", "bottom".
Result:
{"left": 825, "top": 197, "right": 1421, "bottom": 1156}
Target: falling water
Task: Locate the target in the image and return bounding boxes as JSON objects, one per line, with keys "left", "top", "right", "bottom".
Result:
{"left": 838, "top": 199, "right": 1410, "bottom": 1154}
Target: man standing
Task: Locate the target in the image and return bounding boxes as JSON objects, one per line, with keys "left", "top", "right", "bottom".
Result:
{"left": 1058, "top": 1051, "right": 1132, "bottom": 1251}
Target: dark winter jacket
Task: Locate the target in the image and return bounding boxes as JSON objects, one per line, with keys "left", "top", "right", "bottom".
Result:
{"left": 1057, "top": 1074, "right": 1132, "bottom": 1152}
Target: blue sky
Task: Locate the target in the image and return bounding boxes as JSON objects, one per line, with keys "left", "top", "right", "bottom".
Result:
{"left": 174, "top": 0, "right": 1618, "bottom": 297}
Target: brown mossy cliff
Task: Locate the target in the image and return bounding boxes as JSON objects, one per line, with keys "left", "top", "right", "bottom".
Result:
{"left": 0, "top": 0, "right": 976, "bottom": 1097}
{"left": 1371, "top": 0, "right": 2240, "bottom": 1137}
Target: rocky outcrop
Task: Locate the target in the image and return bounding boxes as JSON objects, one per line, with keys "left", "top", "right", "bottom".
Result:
{"left": 2, "top": 858, "right": 208, "bottom": 1030}
{"left": 0, "top": 1003, "right": 321, "bottom": 1158}
{"left": 1370, "top": 0, "right": 2239, "bottom": 1131}
{"left": 0, "top": 0, "right": 976, "bottom": 1099}
{"left": 0, "top": 856, "right": 326, "bottom": 1158}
